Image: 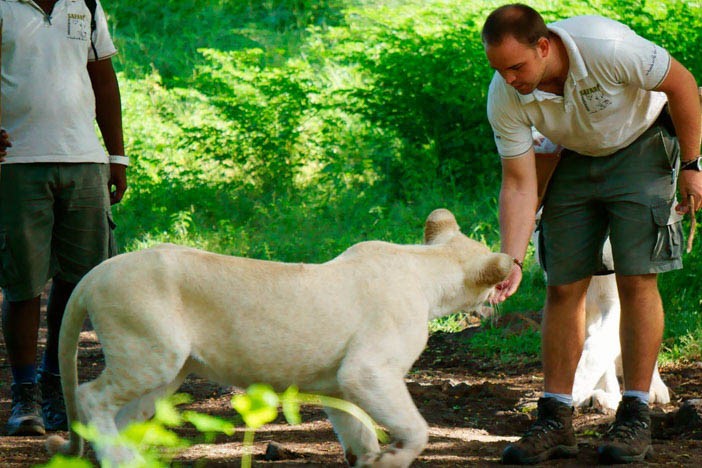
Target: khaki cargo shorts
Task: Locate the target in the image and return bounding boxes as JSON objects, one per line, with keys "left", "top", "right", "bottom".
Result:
{"left": 537, "top": 124, "right": 683, "bottom": 286}
{"left": 0, "top": 163, "right": 116, "bottom": 301}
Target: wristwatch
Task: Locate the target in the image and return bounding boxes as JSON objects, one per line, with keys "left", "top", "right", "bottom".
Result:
{"left": 680, "top": 156, "right": 702, "bottom": 171}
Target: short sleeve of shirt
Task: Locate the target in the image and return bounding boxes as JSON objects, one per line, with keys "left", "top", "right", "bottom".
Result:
{"left": 487, "top": 74, "right": 533, "bottom": 158}
{"left": 610, "top": 32, "right": 670, "bottom": 90}
{"left": 89, "top": 0, "right": 118, "bottom": 61}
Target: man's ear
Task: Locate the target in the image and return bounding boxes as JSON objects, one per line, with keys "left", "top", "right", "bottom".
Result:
{"left": 537, "top": 36, "right": 550, "bottom": 58}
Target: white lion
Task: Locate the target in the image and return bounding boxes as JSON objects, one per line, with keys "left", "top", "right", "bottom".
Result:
{"left": 46, "top": 208, "right": 512, "bottom": 467}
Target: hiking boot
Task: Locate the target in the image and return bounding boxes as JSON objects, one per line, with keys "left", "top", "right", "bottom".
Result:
{"left": 597, "top": 396, "right": 652, "bottom": 464}
{"left": 6, "top": 382, "right": 45, "bottom": 436}
{"left": 501, "top": 397, "right": 578, "bottom": 464}
{"left": 38, "top": 370, "right": 68, "bottom": 431}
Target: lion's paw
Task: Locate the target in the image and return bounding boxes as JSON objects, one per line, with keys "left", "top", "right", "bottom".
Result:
{"left": 590, "top": 389, "right": 620, "bottom": 413}
{"left": 650, "top": 381, "right": 671, "bottom": 404}
{"left": 355, "top": 442, "right": 413, "bottom": 468}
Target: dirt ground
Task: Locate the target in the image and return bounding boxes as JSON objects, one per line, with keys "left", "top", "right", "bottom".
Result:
{"left": 1, "top": 308, "right": 702, "bottom": 467}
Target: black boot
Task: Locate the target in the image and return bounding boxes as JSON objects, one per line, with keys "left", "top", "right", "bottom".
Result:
{"left": 6, "top": 382, "right": 45, "bottom": 436}
{"left": 38, "top": 370, "right": 68, "bottom": 431}
{"left": 597, "top": 396, "right": 652, "bottom": 464}
{"left": 502, "top": 397, "right": 579, "bottom": 464}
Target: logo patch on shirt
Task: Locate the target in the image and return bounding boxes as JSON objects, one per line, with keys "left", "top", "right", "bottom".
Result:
{"left": 67, "top": 13, "right": 89, "bottom": 41}
{"left": 579, "top": 84, "right": 612, "bottom": 113}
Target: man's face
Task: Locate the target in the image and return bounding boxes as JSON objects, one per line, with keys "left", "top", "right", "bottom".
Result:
{"left": 485, "top": 35, "right": 548, "bottom": 94}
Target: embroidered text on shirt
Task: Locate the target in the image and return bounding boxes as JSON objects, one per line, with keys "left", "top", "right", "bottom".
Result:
{"left": 580, "top": 84, "right": 612, "bottom": 113}
{"left": 67, "top": 13, "right": 88, "bottom": 41}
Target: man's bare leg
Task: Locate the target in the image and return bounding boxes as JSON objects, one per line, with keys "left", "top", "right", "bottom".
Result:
{"left": 597, "top": 273, "right": 661, "bottom": 463}
{"left": 542, "top": 277, "right": 591, "bottom": 394}
{"left": 616, "top": 273, "right": 663, "bottom": 393}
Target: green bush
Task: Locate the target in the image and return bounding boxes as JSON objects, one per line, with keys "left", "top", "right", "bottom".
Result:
{"left": 108, "top": 0, "right": 701, "bottom": 362}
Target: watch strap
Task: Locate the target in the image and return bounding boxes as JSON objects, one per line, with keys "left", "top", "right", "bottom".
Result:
{"left": 680, "top": 156, "right": 702, "bottom": 171}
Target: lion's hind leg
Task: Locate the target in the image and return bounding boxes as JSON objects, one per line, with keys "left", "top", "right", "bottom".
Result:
{"left": 77, "top": 370, "right": 147, "bottom": 466}
{"left": 115, "top": 363, "right": 192, "bottom": 430}
{"left": 78, "top": 356, "right": 191, "bottom": 466}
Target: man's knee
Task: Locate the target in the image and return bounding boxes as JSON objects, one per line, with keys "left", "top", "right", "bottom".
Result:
{"left": 546, "top": 278, "right": 591, "bottom": 306}
{"left": 615, "top": 273, "right": 659, "bottom": 297}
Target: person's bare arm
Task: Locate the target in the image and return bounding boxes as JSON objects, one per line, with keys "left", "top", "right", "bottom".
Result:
{"left": 655, "top": 58, "right": 702, "bottom": 212}
{"left": 87, "top": 57, "right": 127, "bottom": 204}
{"left": 491, "top": 149, "right": 539, "bottom": 303}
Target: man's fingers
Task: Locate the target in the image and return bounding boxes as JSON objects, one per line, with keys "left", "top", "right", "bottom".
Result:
{"left": 679, "top": 194, "right": 701, "bottom": 214}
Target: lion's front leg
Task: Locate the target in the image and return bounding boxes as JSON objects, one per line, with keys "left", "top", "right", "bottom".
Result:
{"left": 325, "top": 407, "right": 380, "bottom": 466}
{"left": 337, "top": 366, "right": 428, "bottom": 468}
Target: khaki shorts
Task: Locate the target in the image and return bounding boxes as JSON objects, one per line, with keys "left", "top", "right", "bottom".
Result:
{"left": 538, "top": 124, "right": 683, "bottom": 286}
{"left": 0, "top": 163, "right": 116, "bottom": 301}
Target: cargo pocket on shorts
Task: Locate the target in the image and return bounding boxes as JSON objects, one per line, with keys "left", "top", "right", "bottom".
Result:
{"left": 650, "top": 202, "right": 683, "bottom": 261}
{"left": 0, "top": 230, "right": 19, "bottom": 288}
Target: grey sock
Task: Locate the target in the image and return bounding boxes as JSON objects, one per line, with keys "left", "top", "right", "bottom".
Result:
{"left": 543, "top": 392, "right": 573, "bottom": 407}
{"left": 623, "top": 390, "right": 650, "bottom": 404}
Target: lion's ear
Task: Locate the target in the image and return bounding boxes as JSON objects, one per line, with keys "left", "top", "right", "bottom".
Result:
{"left": 474, "top": 253, "right": 513, "bottom": 286}
{"left": 424, "top": 209, "right": 460, "bottom": 245}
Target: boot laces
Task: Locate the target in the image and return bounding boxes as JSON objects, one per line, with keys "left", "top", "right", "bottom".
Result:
{"left": 609, "top": 405, "right": 649, "bottom": 441}
{"left": 524, "top": 416, "right": 563, "bottom": 439}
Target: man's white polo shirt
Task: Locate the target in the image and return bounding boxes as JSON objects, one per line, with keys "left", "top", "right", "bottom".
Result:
{"left": 0, "top": 0, "right": 117, "bottom": 164}
{"left": 487, "top": 15, "right": 671, "bottom": 158}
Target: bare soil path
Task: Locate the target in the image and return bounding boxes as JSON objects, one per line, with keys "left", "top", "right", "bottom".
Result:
{"left": 0, "top": 309, "right": 701, "bottom": 467}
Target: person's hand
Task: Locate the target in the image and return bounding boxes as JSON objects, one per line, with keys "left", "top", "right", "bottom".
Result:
{"left": 108, "top": 163, "right": 127, "bottom": 205}
{"left": 489, "top": 263, "right": 523, "bottom": 304}
{"left": 0, "top": 129, "right": 12, "bottom": 161}
{"left": 676, "top": 169, "right": 702, "bottom": 214}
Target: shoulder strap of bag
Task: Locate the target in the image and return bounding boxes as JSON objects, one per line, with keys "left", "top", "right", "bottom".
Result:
{"left": 84, "top": 0, "right": 98, "bottom": 58}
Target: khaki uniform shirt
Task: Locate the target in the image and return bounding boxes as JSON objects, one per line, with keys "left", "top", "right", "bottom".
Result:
{"left": 487, "top": 15, "right": 671, "bottom": 158}
{"left": 0, "top": 0, "right": 117, "bottom": 163}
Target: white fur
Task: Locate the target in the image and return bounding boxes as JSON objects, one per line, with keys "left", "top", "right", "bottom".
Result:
{"left": 533, "top": 221, "right": 670, "bottom": 411}
{"left": 46, "top": 209, "right": 512, "bottom": 467}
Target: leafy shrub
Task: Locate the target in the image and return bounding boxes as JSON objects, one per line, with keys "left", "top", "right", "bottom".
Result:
{"left": 109, "top": 0, "right": 702, "bottom": 359}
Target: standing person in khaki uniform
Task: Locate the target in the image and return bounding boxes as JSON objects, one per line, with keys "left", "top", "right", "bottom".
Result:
{"left": 0, "top": 0, "right": 127, "bottom": 435}
{"left": 481, "top": 4, "right": 701, "bottom": 464}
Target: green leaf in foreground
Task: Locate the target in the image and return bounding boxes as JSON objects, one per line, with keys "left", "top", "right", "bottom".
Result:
{"left": 231, "top": 383, "right": 280, "bottom": 429}
{"left": 39, "top": 455, "right": 93, "bottom": 468}
{"left": 182, "top": 410, "right": 236, "bottom": 435}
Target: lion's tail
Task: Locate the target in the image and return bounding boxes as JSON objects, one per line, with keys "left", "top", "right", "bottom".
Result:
{"left": 45, "top": 280, "right": 89, "bottom": 458}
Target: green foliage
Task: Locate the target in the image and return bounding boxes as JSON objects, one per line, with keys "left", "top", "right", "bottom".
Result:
{"left": 659, "top": 233, "right": 702, "bottom": 362}
{"left": 602, "top": 0, "right": 702, "bottom": 77}
{"left": 231, "top": 383, "right": 386, "bottom": 468}
{"left": 42, "top": 385, "right": 385, "bottom": 467}
{"left": 108, "top": 0, "right": 702, "bottom": 362}
{"left": 468, "top": 325, "right": 541, "bottom": 365}
{"left": 232, "top": 384, "right": 281, "bottom": 429}
{"left": 108, "top": 0, "right": 347, "bottom": 80}
{"left": 41, "top": 457, "right": 93, "bottom": 468}
{"left": 325, "top": 4, "right": 497, "bottom": 198}
{"left": 429, "top": 312, "right": 471, "bottom": 334}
